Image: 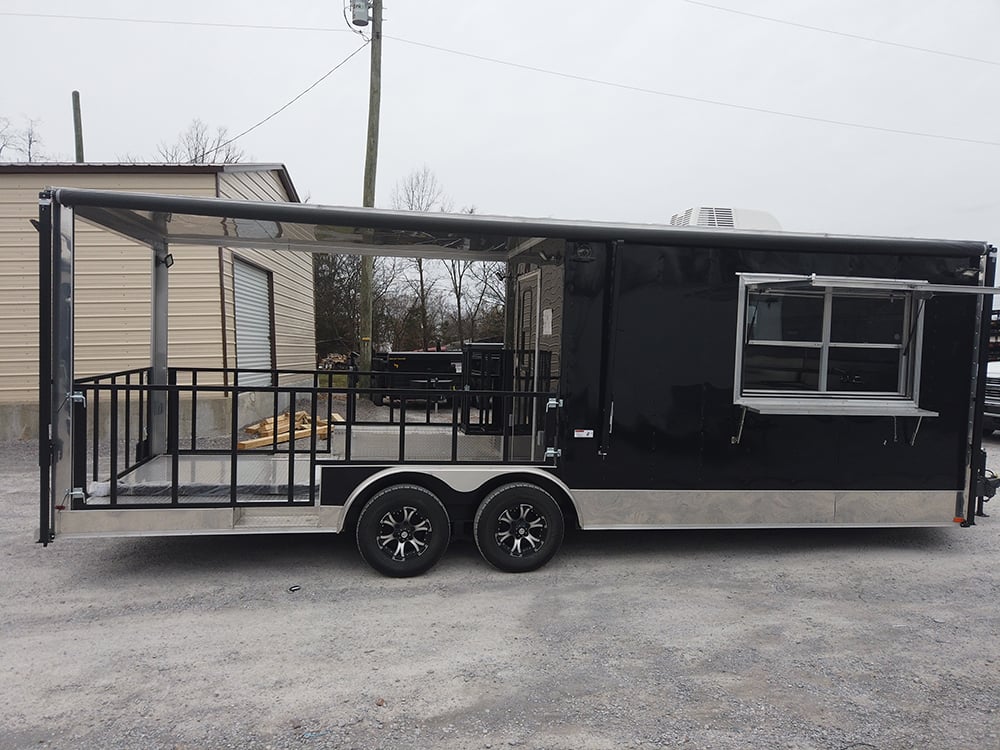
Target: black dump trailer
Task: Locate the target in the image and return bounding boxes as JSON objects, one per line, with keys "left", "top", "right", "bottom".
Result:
{"left": 37, "top": 188, "right": 998, "bottom": 576}
{"left": 369, "top": 350, "right": 462, "bottom": 405}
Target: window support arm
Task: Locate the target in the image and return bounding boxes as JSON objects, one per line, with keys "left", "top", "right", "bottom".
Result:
{"left": 731, "top": 406, "right": 747, "bottom": 445}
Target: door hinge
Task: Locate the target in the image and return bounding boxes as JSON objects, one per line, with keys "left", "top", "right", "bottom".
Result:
{"left": 544, "top": 447, "right": 561, "bottom": 460}
{"left": 545, "top": 397, "right": 563, "bottom": 412}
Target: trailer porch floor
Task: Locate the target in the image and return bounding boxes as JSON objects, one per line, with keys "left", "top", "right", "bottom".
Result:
{"left": 83, "top": 426, "right": 509, "bottom": 507}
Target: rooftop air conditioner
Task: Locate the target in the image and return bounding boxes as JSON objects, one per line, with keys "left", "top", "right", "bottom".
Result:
{"left": 670, "top": 207, "right": 781, "bottom": 231}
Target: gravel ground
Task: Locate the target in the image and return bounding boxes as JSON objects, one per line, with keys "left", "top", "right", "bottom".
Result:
{"left": 2, "top": 437, "right": 999, "bottom": 750}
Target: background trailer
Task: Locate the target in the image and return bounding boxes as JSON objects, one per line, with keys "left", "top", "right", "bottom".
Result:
{"left": 38, "top": 188, "right": 997, "bottom": 577}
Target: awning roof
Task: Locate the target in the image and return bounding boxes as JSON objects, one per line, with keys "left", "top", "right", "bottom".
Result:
{"left": 47, "top": 187, "right": 992, "bottom": 262}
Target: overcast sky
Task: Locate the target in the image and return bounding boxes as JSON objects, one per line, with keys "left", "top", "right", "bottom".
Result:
{"left": 3, "top": 0, "right": 999, "bottom": 243}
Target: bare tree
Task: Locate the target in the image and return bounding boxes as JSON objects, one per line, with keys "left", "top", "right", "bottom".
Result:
{"left": 465, "top": 261, "right": 507, "bottom": 342}
{"left": 157, "top": 119, "right": 245, "bottom": 164}
{"left": 378, "top": 288, "right": 417, "bottom": 352}
{"left": 444, "top": 258, "right": 506, "bottom": 344}
{"left": 371, "top": 256, "right": 407, "bottom": 350}
{"left": 388, "top": 167, "right": 502, "bottom": 347}
{"left": 314, "top": 253, "right": 406, "bottom": 356}
{"left": 391, "top": 165, "right": 443, "bottom": 213}
{"left": 474, "top": 262, "right": 507, "bottom": 310}
{"left": 0, "top": 117, "right": 46, "bottom": 161}
{"left": 391, "top": 166, "right": 446, "bottom": 350}
{"left": 20, "top": 118, "right": 44, "bottom": 162}
{"left": 442, "top": 206, "right": 495, "bottom": 345}
{"left": 0, "top": 117, "right": 15, "bottom": 159}
{"left": 410, "top": 257, "right": 440, "bottom": 351}
{"left": 444, "top": 258, "right": 470, "bottom": 345}
{"left": 314, "top": 252, "right": 361, "bottom": 356}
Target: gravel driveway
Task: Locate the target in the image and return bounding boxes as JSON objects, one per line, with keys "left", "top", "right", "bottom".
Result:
{"left": 2, "top": 437, "right": 999, "bottom": 750}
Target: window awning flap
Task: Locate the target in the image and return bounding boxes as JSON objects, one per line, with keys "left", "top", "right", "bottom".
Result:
{"left": 740, "top": 272, "right": 1000, "bottom": 296}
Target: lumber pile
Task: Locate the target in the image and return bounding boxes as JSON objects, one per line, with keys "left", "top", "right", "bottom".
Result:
{"left": 238, "top": 410, "right": 344, "bottom": 450}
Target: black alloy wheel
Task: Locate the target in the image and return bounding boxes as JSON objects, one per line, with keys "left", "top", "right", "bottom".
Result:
{"left": 356, "top": 484, "right": 450, "bottom": 577}
{"left": 474, "top": 483, "right": 565, "bottom": 573}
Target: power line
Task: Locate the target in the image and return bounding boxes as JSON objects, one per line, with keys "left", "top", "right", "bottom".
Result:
{"left": 4, "top": 10, "right": 999, "bottom": 148}
{"left": 204, "top": 42, "right": 369, "bottom": 158}
{"left": 7, "top": 7, "right": 1000, "bottom": 70}
{"left": 1, "top": 9, "right": 369, "bottom": 157}
{"left": 386, "top": 35, "right": 1000, "bottom": 148}
{"left": 0, "top": 11, "right": 353, "bottom": 34}
{"left": 680, "top": 0, "right": 1000, "bottom": 67}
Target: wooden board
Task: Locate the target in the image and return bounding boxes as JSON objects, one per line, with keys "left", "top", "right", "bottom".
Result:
{"left": 237, "top": 423, "right": 331, "bottom": 450}
{"left": 245, "top": 411, "right": 331, "bottom": 436}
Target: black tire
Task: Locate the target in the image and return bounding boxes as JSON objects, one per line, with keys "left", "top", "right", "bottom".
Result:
{"left": 474, "top": 483, "right": 564, "bottom": 573}
{"left": 356, "top": 484, "right": 450, "bottom": 577}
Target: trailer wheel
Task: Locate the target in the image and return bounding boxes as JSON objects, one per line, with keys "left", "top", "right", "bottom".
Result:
{"left": 474, "top": 483, "right": 564, "bottom": 573}
{"left": 356, "top": 484, "right": 450, "bottom": 577}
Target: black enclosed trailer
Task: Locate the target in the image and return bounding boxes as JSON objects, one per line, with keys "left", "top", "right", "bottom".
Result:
{"left": 38, "top": 188, "right": 997, "bottom": 576}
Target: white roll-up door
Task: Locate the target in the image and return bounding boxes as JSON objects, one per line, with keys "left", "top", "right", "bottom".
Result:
{"left": 233, "top": 259, "right": 274, "bottom": 386}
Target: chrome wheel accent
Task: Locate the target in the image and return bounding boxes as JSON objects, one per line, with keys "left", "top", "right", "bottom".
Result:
{"left": 494, "top": 503, "right": 548, "bottom": 557}
{"left": 375, "top": 505, "right": 433, "bottom": 562}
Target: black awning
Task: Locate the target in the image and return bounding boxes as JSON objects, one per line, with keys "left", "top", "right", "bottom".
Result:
{"left": 49, "top": 187, "right": 991, "bottom": 260}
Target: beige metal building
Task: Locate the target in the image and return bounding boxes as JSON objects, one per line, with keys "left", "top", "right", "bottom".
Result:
{"left": 0, "top": 163, "right": 314, "bottom": 439}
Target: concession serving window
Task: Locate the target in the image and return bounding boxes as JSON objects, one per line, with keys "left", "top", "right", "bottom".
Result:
{"left": 734, "top": 273, "right": 998, "bottom": 417}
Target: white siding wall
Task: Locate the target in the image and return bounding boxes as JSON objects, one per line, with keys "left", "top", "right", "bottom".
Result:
{"left": 0, "top": 172, "right": 220, "bottom": 406}
{"left": 0, "top": 185, "right": 42, "bottom": 403}
{"left": 217, "top": 170, "right": 314, "bottom": 380}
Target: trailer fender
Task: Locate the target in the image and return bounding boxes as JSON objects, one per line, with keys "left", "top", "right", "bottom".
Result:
{"left": 336, "top": 466, "right": 579, "bottom": 533}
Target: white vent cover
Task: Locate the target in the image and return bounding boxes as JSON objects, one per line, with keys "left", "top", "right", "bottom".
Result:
{"left": 670, "top": 207, "right": 781, "bottom": 231}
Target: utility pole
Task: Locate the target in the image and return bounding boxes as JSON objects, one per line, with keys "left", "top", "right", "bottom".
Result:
{"left": 359, "top": 0, "right": 382, "bottom": 381}
{"left": 71, "top": 91, "right": 84, "bottom": 163}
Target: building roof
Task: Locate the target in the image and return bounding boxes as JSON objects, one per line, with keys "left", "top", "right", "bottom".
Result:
{"left": 0, "top": 162, "right": 300, "bottom": 203}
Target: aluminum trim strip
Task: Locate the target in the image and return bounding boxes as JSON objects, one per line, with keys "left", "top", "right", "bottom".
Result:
{"left": 573, "top": 489, "right": 956, "bottom": 528}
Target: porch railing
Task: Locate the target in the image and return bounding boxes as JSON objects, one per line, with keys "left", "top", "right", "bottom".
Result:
{"left": 71, "top": 365, "right": 558, "bottom": 510}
